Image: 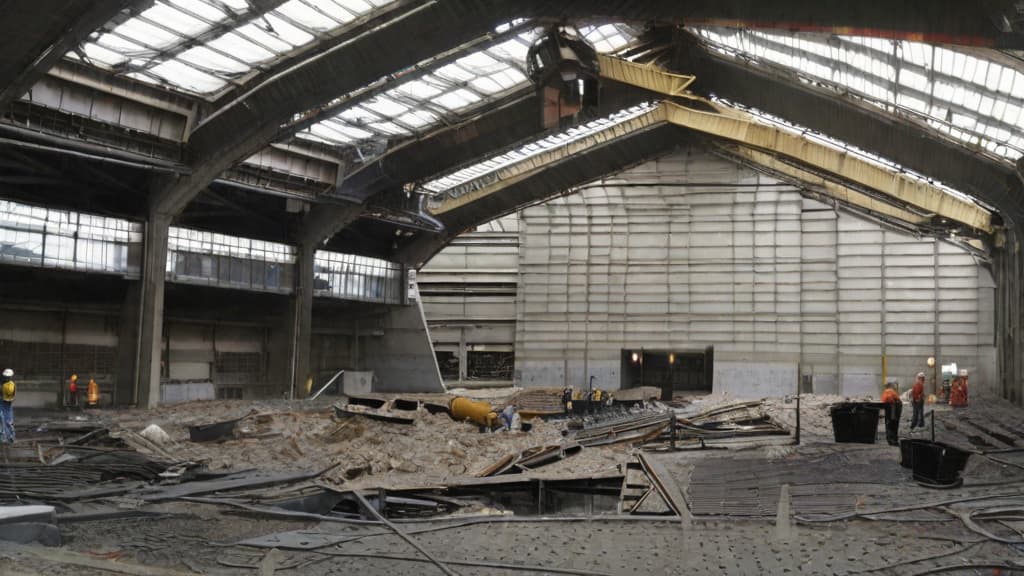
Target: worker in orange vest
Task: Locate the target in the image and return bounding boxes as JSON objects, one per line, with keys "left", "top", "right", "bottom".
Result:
{"left": 950, "top": 369, "right": 968, "bottom": 408}
{"left": 68, "top": 374, "right": 79, "bottom": 409}
{"left": 881, "top": 382, "right": 902, "bottom": 446}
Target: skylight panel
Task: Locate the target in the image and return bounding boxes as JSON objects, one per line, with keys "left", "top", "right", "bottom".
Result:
{"left": 363, "top": 96, "right": 408, "bottom": 117}
{"left": 276, "top": 1, "right": 341, "bottom": 31}
{"left": 421, "top": 104, "right": 656, "bottom": 194}
{"left": 233, "top": 21, "right": 294, "bottom": 52}
{"left": 336, "top": 0, "right": 374, "bottom": 12}
{"left": 390, "top": 110, "right": 433, "bottom": 129}
{"left": 693, "top": 26, "right": 1024, "bottom": 160}
{"left": 167, "top": 0, "right": 230, "bottom": 22}
{"left": 369, "top": 121, "right": 409, "bottom": 136}
{"left": 206, "top": 32, "right": 277, "bottom": 62}
{"left": 489, "top": 37, "right": 533, "bottom": 62}
{"left": 339, "top": 105, "right": 380, "bottom": 124}
{"left": 436, "top": 63, "right": 476, "bottom": 83}
{"left": 149, "top": 60, "right": 228, "bottom": 93}
{"left": 141, "top": 4, "right": 211, "bottom": 37}
{"left": 118, "top": 18, "right": 183, "bottom": 50}
{"left": 470, "top": 76, "right": 505, "bottom": 94}
{"left": 457, "top": 52, "right": 501, "bottom": 70}
{"left": 337, "top": 125, "right": 374, "bottom": 141}
{"left": 81, "top": 43, "right": 128, "bottom": 67}
{"left": 435, "top": 89, "right": 481, "bottom": 110}
{"left": 178, "top": 45, "right": 249, "bottom": 74}
{"left": 312, "top": 2, "right": 357, "bottom": 23}
{"left": 308, "top": 123, "right": 354, "bottom": 143}
{"left": 392, "top": 80, "right": 443, "bottom": 100}
{"left": 262, "top": 13, "right": 316, "bottom": 46}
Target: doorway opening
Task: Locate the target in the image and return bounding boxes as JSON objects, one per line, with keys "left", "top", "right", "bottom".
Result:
{"left": 620, "top": 347, "right": 713, "bottom": 400}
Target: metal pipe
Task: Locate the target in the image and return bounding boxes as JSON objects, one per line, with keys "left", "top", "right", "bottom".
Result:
{"left": 310, "top": 369, "right": 345, "bottom": 400}
{"left": 351, "top": 490, "right": 459, "bottom": 576}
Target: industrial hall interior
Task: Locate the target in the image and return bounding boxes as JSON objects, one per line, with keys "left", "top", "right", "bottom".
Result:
{"left": 4, "top": 0, "right": 1024, "bottom": 574}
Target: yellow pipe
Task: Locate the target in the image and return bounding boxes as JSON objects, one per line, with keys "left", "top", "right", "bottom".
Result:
{"left": 449, "top": 397, "right": 497, "bottom": 428}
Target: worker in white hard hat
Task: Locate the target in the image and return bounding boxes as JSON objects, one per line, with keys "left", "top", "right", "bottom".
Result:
{"left": 1, "top": 368, "right": 15, "bottom": 444}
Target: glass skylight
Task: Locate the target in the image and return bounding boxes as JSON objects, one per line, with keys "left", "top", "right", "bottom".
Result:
{"left": 421, "top": 103, "right": 657, "bottom": 195}
{"left": 69, "top": 0, "right": 396, "bottom": 97}
{"left": 693, "top": 27, "right": 1024, "bottom": 161}
{"left": 294, "top": 23, "right": 640, "bottom": 148}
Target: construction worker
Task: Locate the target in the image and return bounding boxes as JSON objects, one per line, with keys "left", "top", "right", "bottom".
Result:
{"left": 87, "top": 377, "right": 99, "bottom": 407}
{"left": 881, "top": 382, "right": 902, "bottom": 446}
{"left": 499, "top": 404, "right": 517, "bottom": 431}
{"left": 1, "top": 368, "right": 15, "bottom": 444}
{"left": 562, "top": 387, "right": 573, "bottom": 415}
{"left": 910, "top": 372, "right": 926, "bottom": 430}
{"left": 950, "top": 369, "right": 969, "bottom": 407}
{"left": 68, "top": 374, "right": 79, "bottom": 408}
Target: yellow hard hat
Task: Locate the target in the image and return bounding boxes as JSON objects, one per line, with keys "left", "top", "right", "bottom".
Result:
{"left": 71, "top": 374, "right": 77, "bottom": 381}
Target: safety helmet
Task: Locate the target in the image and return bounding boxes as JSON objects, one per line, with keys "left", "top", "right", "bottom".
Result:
{"left": 959, "top": 369, "right": 968, "bottom": 377}
{"left": 2, "top": 368, "right": 12, "bottom": 378}
{"left": 71, "top": 374, "right": 78, "bottom": 381}
{"left": 916, "top": 372, "right": 926, "bottom": 379}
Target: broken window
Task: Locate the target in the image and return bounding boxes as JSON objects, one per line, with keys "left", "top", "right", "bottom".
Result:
{"left": 466, "top": 350, "right": 514, "bottom": 381}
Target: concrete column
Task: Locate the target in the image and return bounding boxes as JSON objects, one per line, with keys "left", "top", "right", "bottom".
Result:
{"left": 287, "top": 244, "right": 315, "bottom": 398}
{"left": 115, "top": 280, "right": 141, "bottom": 407}
{"left": 136, "top": 213, "right": 170, "bottom": 408}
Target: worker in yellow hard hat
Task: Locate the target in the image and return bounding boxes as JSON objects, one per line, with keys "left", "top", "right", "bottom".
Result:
{"left": 1, "top": 368, "right": 16, "bottom": 444}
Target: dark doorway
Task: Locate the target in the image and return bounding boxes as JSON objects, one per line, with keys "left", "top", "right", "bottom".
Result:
{"left": 620, "top": 348, "right": 713, "bottom": 400}
{"left": 435, "top": 351, "right": 459, "bottom": 381}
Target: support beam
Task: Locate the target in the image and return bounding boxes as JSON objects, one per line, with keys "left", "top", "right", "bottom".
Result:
{"left": 151, "top": 1, "right": 510, "bottom": 218}
{"left": 0, "top": 1, "right": 144, "bottom": 109}
{"left": 681, "top": 39, "right": 1024, "bottom": 226}
{"left": 287, "top": 245, "right": 315, "bottom": 399}
{"left": 661, "top": 101, "right": 994, "bottom": 233}
{"left": 136, "top": 212, "right": 170, "bottom": 408}
{"left": 721, "top": 144, "right": 929, "bottom": 226}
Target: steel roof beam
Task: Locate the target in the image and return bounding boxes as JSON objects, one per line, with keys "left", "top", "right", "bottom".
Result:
{"left": 680, "top": 35, "right": 1024, "bottom": 226}
{"left": 0, "top": 0, "right": 148, "bottom": 110}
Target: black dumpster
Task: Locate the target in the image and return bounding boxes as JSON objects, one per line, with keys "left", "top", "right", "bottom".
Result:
{"left": 911, "top": 441, "right": 971, "bottom": 486}
{"left": 899, "top": 438, "right": 931, "bottom": 468}
{"left": 188, "top": 418, "right": 239, "bottom": 442}
{"left": 830, "top": 402, "right": 882, "bottom": 443}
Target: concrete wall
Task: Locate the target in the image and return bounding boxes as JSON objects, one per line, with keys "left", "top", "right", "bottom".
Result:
{"left": 508, "top": 149, "right": 996, "bottom": 398}
{"left": 362, "top": 295, "right": 444, "bottom": 393}
{"left": 419, "top": 216, "right": 518, "bottom": 386}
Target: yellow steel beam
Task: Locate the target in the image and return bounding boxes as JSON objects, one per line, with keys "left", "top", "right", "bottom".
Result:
{"left": 662, "top": 101, "right": 993, "bottom": 233}
{"left": 428, "top": 55, "right": 991, "bottom": 233}
{"left": 724, "top": 145, "right": 929, "bottom": 226}
{"left": 596, "top": 54, "right": 695, "bottom": 97}
{"left": 429, "top": 106, "right": 668, "bottom": 215}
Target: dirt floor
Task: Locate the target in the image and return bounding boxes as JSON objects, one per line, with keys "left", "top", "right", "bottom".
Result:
{"left": 3, "top": 392, "right": 1024, "bottom": 575}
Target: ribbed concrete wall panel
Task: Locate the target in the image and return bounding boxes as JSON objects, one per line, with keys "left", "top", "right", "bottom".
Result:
{"left": 412, "top": 149, "right": 999, "bottom": 396}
